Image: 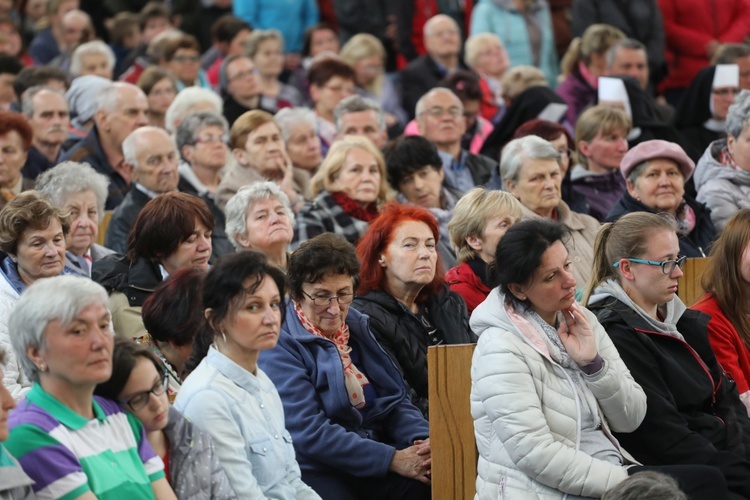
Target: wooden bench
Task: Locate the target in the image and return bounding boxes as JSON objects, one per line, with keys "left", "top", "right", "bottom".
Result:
{"left": 97, "top": 210, "right": 113, "bottom": 247}
{"left": 428, "top": 344, "right": 477, "bottom": 500}
{"left": 676, "top": 257, "right": 711, "bottom": 307}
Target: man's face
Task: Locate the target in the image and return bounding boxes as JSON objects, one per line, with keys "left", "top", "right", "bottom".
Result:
{"left": 608, "top": 47, "right": 649, "bottom": 90}
{"left": 131, "top": 130, "right": 180, "bottom": 193}
{"left": 99, "top": 85, "right": 149, "bottom": 147}
{"left": 424, "top": 16, "right": 461, "bottom": 60}
{"left": 142, "top": 16, "right": 171, "bottom": 45}
{"left": 29, "top": 90, "right": 70, "bottom": 147}
{"left": 416, "top": 91, "right": 465, "bottom": 150}
{"left": 226, "top": 56, "right": 259, "bottom": 101}
{"left": 337, "top": 109, "right": 386, "bottom": 148}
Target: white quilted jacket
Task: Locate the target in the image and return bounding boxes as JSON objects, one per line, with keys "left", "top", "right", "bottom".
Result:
{"left": 470, "top": 290, "right": 646, "bottom": 499}
{"left": 0, "top": 271, "right": 30, "bottom": 400}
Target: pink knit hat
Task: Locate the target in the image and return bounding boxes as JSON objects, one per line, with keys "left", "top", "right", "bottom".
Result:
{"left": 619, "top": 140, "right": 695, "bottom": 182}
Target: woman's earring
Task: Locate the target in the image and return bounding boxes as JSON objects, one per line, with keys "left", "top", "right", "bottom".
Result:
{"left": 38, "top": 363, "right": 47, "bottom": 372}
{"left": 221, "top": 331, "right": 227, "bottom": 345}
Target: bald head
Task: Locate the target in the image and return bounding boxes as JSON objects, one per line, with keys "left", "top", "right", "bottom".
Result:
{"left": 424, "top": 15, "right": 461, "bottom": 61}
{"left": 123, "top": 126, "right": 180, "bottom": 193}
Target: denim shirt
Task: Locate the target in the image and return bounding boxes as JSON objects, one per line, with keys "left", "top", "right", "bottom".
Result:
{"left": 174, "top": 347, "right": 320, "bottom": 500}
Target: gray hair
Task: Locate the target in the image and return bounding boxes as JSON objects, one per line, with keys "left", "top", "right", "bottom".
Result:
{"left": 605, "top": 38, "right": 646, "bottom": 69}
{"left": 415, "top": 88, "right": 463, "bottom": 118}
{"left": 175, "top": 111, "right": 229, "bottom": 156}
{"left": 726, "top": 89, "right": 750, "bottom": 138}
{"left": 225, "top": 181, "right": 295, "bottom": 250}
{"left": 21, "top": 85, "right": 67, "bottom": 117}
{"left": 626, "top": 161, "right": 651, "bottom": 185}
{"left": 333, "top": 95, "right": 385, "bottom": 133}
{"left": 70, "top": 40, "right": 116, "bottom": 78}
{"left": 712, "top": 43, "right": 750, "bottom": 65}
{"left": 95, "top": 81, "right": 142, "bottom": 114}
{"left": 165, "top": 87, "right": 223, "bottom": 134}
{"left": 9, "top": 276, "right": 111, "bottom": 383}
{"left": 500, "top": 135, "right": 561, "bottom": 183}
{"left": 122, "top": 126, "right": 175, "bottom": 168}
{"left": 601, "top": 471, "right": 687, "bottom": 500}
{"left": 35, "top": 161, "right": 109, "bottom": 215}
{"left": 244, "top": 29, "right": 284, "bottom": 58}
{"left": 275, "top": 107, "right": 317, "bottom": 143}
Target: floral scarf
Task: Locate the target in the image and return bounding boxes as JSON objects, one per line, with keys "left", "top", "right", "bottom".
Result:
{"left": 330, "top": 191, "right": 379, "bottom": 222}
{"left": 293, "top": 301, "right": 370, "bottom": 408}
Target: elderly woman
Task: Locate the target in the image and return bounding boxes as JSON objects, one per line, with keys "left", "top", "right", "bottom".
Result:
{"left": 695, "top": 89, "right": 750, "bottom": 231}
{"left": 446, "top": 187, "right": 522, "bottom": 314}
{"left": 501, "top": 135, "right": 600, "bottom": 286}
{"left": 5, "top": 276, "right": 176, "bottom": 499}
{"left": 383, "top": 135, "right": 461, "bottom": 268}
{"left": 353, "top": 203, "right": 474, "bottom": 417}
{"left": 0, "top": 110, "right": 33, "bottom": 209}
{"left": 607, "top": 140, "right": 716, "bottom": 257}
{"left": 292, "top": 136, "right": 390, "bottom": 249}
{"left": 96, "top": 339, "right": 236, "bottom": 498}
{"left": 257, "top": 233, "right": 431, "bottom": 499}
{"left": 174, "top": 251, "right": 320, "bottom": 499}
{"left": 570, "top": 105, "right": 632, "bottom": 221}
{"left": 693, "top": 210, "right": 750, "bottom": 415}
{"left": 35, "top": 161, "right": 113, "bottom": 277}
{"left": 275, "top": 107, "right": 322, "bottom": 195}
{"left": 225, "top": 182, "right": 294, "bottom": 269}
{"left": 464, "top": 33, "right": 510, "bottom": 123}
{"left": 65, "top": 74, "right": 110, "bottom": 140}
{"left": 140, "top": 269, "right": 207, "bottom": 400}
{"left": 246, "top": 30, "right": 303, "bottom": 112}
{"left": 175, "top": 111, "right": 230, "bottom": 196}
{"left": 137, "top": 67, "right": 178, "bottom": 129}
{"left": 472, "top": 218, "right": 721, "bottom": 499}
{"left": 308, "top": 58, "right": 356, "bottom": 154}
{"left": 93, "top": 192, "right": 213, "bottom": 340}
{"left": 585, "top": 212, "right": 750, "bottom": 497}
{"left": 0, "top": 191, "right": 70, "bottom": 399}
{"left": 70, "top": 40, "right": 115, "bottom": 79}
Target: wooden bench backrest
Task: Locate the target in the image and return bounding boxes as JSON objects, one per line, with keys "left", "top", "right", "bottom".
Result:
{"left": 97, "top": 210, "right": 113, "bottom": 247}
{"left": 428, "top": 343, "right": 477, "bottom": 500}
{"left": 676, "top": 257, "right": 711, "bottom": 307}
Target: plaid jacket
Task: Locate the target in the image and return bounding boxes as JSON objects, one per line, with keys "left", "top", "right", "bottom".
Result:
{"left": 291, "top": 191, "right": 371, "bottom": 250}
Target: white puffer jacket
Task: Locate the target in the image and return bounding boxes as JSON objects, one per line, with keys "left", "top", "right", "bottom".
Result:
{"left": 0, "top": 270, "right": 30, "bottom": 401}
{"left": 470, "top": 290, "right": 646, "bottom": 499}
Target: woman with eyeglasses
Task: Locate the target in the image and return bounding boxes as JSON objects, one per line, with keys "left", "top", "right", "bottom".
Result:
{"left": 585, "top": 211, "right": 750, "bottom": 498}
{"left": 95, "top": 339, "right": 236, "bottom": 499}
{"left": 257, "top": 233, "right": 431, "bottom": 500}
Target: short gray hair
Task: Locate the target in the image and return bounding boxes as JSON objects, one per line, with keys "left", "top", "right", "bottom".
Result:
{"left": 95, "top": 81, "right": 142, "bottom": 114}
{"left": 70, "top": 40, "right": 116, "bottom": 77}
{"left": 333, "top": 95, "right": 385, "bottom": 133}
{"left": 225, "top": 181, "right": 295, "bottom": 250}
{"left": 601, "top": 471, "right": 687, "bottom": 500}
{"left": 9, "top": 275, "right": 111, "bottom": 383}
{"left": 175, "top": 111, "right": 229, "bottom": 157}
{"left": 165, "top": 87, "right": 223, "bottom": 134}
{"left": 122, "top": 126, "right": 175, "bottom": 168}
{"left": 21, "top": 85, "right": 67, "bottom": 117}
{"left": 275, "top": 107, "right": 317, "bottom": 143}
{"left": 244, "top": 29, "right": 284, "bottom": 58}
{"left": 415, "top": 88, "right": 462, "bottom": 118}
{"left": 500, "top": 135, "right": 561, "bottom": 183}
{"left": 605, "top": 38, "right": 646, "bottom": 69}
{"left": 35, "top": 161, "right": 109, "bottom": 215}
{"left": 726, "top": 89, "right": 750, "bottom": 138}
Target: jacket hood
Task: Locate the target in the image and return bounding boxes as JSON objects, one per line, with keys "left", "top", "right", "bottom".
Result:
{"left": 693, "top": 138, "right": 750, "bottom": 191}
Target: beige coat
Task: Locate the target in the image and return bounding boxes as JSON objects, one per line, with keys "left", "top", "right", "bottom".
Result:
{"left": 216, "top": 164, "right": 311, "bottom": 211}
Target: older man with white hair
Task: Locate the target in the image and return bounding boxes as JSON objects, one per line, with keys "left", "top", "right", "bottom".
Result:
{"left": 21, "top": 86, "right": 70, "bottom": 180}
{"left": 333, "top": 95, "right": 388, "bottom": 148}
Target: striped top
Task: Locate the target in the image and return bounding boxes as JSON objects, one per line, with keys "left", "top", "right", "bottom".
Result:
{"left": 5, "top": 383, "right": 165, "bottom": 500}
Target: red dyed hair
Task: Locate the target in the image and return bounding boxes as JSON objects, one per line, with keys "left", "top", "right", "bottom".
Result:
{"left": 356, "top": 201, "right": 445, "bottom": 300}
{"left": 0, "top": 110, "right": 32, "bottom": 150}
{"left": 513, "top": 118, "right": 574, "bottom": 150}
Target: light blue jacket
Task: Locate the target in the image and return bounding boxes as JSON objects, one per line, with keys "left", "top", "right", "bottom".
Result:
{"left": 175, "top": 347, "right": 320, "bottom": 500}
{"left": 233, "top": 0, "right": 319, "bottom": 53}
{"left": 470, "top": 0, "right": 559, "bottom": 87}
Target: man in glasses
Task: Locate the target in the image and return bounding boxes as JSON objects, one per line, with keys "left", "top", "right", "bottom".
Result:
{"left": 164, "top": 34, "right": 211, "bottom": 91}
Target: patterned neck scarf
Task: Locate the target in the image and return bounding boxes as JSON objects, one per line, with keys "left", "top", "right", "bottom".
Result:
{"left": 330, "top": 191, "right": 379, "bottom": 222}
{"left": 293, "top": 300, "right": 370, "bottom": 409}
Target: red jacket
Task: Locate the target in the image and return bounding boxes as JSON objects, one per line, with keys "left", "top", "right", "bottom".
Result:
{"left": 658, "top": 0, "right": 750, "bottom": 91}
{"left": 692, "top": 293, "right": 750, "bottom": 396}
{"left": 445, "top": 262, "right": 490, "bottom": 315}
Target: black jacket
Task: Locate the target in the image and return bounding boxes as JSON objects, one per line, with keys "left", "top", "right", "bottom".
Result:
{"left": 590, "top": 298, "right": 750, "bottom": 497}
{"left": 606, "top": 192, "right": 716, "bottom": 257}
{"left": 400, "top": 55, "right": 469, "bottom": 120}
{"left": 104, "top": 186, "right": 151, "bottom": 254}
{"left": 92, "top": 254, "right": 162, "bottom": 307}
{"left": 352, "top": 286, "right": 475, "bottom": 417}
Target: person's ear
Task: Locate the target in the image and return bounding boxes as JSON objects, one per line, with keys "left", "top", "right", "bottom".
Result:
{"left": 181, "top": 144, "right": 195, "bottom": 164}
{"left": 507, "top": 283, "right": 527, "bottom": 302}
{"left": 466, "top": 235, "right": 483, "bottom": 253}
{"left": 232, "top": 148, "right": 248, "bottom": 166}
{"left": 26, "top": 345, "right": 46, "bottom": 373}
{"left": 505, "top": 178, "right": 518, "bottom": 197}
{"left": 577, "top": 140, "right": 591, "bottom": 158}
{"left": 616, "top": 259, "right": 636, "bottom": 281}
{"left": 235, "top": 231, "right": 251, "bottom": 248}
{"left": 626, "top": 179, "right": 639, "bottom": 200}
{"left": 378, "top": 254, "right": 387, "bottom": 268}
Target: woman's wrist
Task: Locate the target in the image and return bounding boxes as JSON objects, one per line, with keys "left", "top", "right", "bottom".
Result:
{"left": 578, "top": 354, "right": 604, "bottom": 375}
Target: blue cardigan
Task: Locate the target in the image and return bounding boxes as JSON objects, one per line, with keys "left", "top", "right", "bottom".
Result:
{"left": 257, "top": 304, "right": 429, "bottom": 477}
{"left": 233, "top": 0, "right": 318, "bottom": 54}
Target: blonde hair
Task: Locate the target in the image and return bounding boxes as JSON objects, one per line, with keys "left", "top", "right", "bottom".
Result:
{"left": 560, "top": 24, "right": 626, "bottom": 77}
{"left": 464, "top": 33, "right": 504, "bottom": 70}
{"left": 229, "top": 110, "right": 278, "bottom": 150}
{"left": 244, "top": 29, "right": 284, "bottom": 59}
{"left": 582, "top": 212, "right": 677, "bottom": 305}
{"left": 574, "top": 105, "right": 632, "bottom": 168}
{"left": 339, "top": 34, "right": 386, "bottom": 96}
{"left": 310, "top": 136, "right": 392, "bottom": 203}
{"left": 448, "top": 188, "right": 523, "bottom": 263}
{"left": 500, "top": 66, "right": 548, "bottom": 102}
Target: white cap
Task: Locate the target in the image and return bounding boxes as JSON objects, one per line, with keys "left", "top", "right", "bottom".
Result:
{"left": 712, "top": 64, "right": 740, "bottom": 88}
{"left": 598, "top": 77, "right": 632, "bottom": 119}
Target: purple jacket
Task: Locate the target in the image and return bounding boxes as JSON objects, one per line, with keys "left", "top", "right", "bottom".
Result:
{"left": 570, "top": 165, "right": 626, "bottom": 222}
{"left": 556, "top": 67, "right": 596, "bottom": 126}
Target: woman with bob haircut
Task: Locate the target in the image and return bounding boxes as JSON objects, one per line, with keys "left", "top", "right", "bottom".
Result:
{"left": 224, "top": 181, "right": 295, "bottom": 270}
{"left": 137, "top": 67, "right": 178, "bottom": 129}
{"left": 446, "top": 187, "right": 522, "bottom": 314}
{"left": 472, "top": 218, "right": 723, "bottom": 499}
{"left": 0, "top": 110, "right": 34, "bottom": 210}
{"left": 95, "top": 339, "right": 236, "bottom": 499}
{"left": 257, "top": 233, "right": 431, "bottom": 500}
{"left": 693, "top": 209, "right": 750, "bottom": 414}
{"left": 353, "top": 202, "right": 474, "bottom": 416}
{"left": 5, "top": 275, "right": 177, "bottom": 499}
{"left": 174, "top": 251, "right": 320, "bottom": 499}
{"left": 585, "top": 211, "right": 750, "bottom": 497}
{"left": 93, "top": 192, "right": 213, "bottom": 340}
{"left": 291, "top": 135, "right": 391, "bottom": 249}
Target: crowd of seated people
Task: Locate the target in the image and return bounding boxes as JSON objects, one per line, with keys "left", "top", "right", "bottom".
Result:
{"left": 0, "top": 1, "right": 749, "bottom": 498}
